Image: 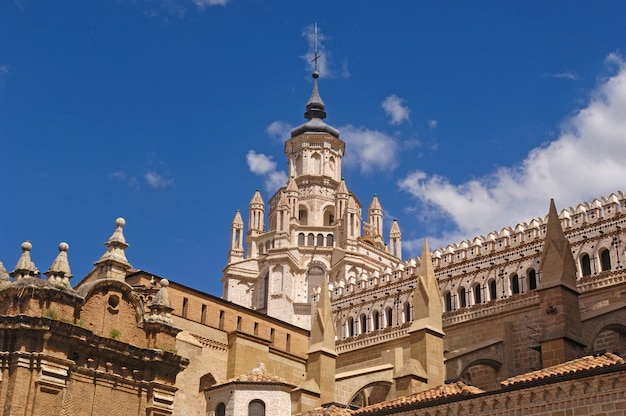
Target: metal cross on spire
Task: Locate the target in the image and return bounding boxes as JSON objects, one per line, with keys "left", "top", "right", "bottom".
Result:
{"left": 311, "top": 22, "right": 320, "bottom": 72}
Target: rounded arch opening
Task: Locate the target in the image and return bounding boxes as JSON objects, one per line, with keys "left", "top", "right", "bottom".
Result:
{"left": 457, "top": 358, "right": 502, "bottom": 392}
{"left": 348, "top": 381, "right": 392, "bottom": 409}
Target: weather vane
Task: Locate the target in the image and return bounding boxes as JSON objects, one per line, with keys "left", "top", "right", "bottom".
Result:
{"left": 311, "top": 22, "right": 320, "bottom": 72}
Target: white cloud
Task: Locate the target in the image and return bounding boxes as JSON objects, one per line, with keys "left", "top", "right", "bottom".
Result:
{"left": 193, "top": 0, "right": 228, "bottom": 9}
{"left": 546, "top": 71, "right": 579, "bottom": 80}
{"left": 428, "top": 119, "right": 438, "bottom": 130}
{"left": 301, "top": 24, "right": 348, "bottom": 79}
{"left": 341, "top": 125, "right": 399, "bottom": 174}
{"left": 382, "top": 95, "right": 411, "bottom": 125}
{"left": 266, "top": 121, "right": 293, "bottom": 142}
{"left": 246, "top": 150, "right": 287, "bottom": 192}
{"left": 399, "top": 53, "right": 626, "bottom": 247}
{"left": 110, "top": 170, "right": 140, "bottom": 190}
{"left": 246, "top": 150, "right": 277, "bottom": 175}
{"left": 144, "top": 171, "right": 174, "bottom": 189}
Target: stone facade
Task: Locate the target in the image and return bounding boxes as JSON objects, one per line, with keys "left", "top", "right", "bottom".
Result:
{"left": 0, "top": 223, "right": 188, "bottom": 416}
{"left": 3, "top": 68, "right": 626, "bottom": 416}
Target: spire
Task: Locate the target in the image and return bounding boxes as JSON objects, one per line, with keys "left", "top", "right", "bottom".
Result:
{"left": 390, "top": 219, "right": 402, "bottom": 258}
{"left": 309, "top": 271, "right": 336, "bottom": 352}
{"left": 10, "top": 241, "right": 39, "bottom": 280}
{"left": 368, "top": 194, "right": 382, "bottom": 212}
{"left": 304, "top": 72, "right": 326, "bottom": 120}
{"left": 229, "top": 210, "right": 245, "bottom": 262}
{"left": 249, "top": 189, "right": 264, "bottom": 206}
{"left": 305, "top": 269, "right": 337, "bottom": 406}
{"left": 285, "top": 177, "right": 299, "bottom": 219}
{"left": 232, "top": 210, "right": 244, "bottom": 226}
{"left": 290, "top": 71, "right": 339, "bottom": 138}
{"left": 540, "top": 199, "right": 578, "bottom": 291}
{"left": 537, "top": 199, "right": 585, "bottom": 366}
{"left": 336, "top": 178, "right": 349, "bottom": 196}
{"left": 411, "top": 239, "right": 443, "bottom": 331}
{"left": 248, "top": 190, "right": 265, "bottom": 233}
{"left": 94, "top": 218, "right": 132, "bottom": 280}
{"left": 395, "top": 239, "right": 445, "bottom": 394}
{"left": 45, "top": 242, "right": 73, "bottom": 287}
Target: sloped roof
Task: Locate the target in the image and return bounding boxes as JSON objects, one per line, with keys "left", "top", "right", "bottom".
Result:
{"left": 296, "top": 405, "right": 353, "bottom": 416}
{"left": 501, "top": 352, "right": 624, "bottom": 387}
{"left": 212, "top": 363, "right": 294, "bottom": 388}
{"left": 352, "top": 381, "right": 484, "bottom": 415}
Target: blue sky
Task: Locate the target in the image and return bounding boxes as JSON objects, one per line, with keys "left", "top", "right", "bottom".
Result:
{"left": 2, "top": 1, "right": 626, "bottom": 296}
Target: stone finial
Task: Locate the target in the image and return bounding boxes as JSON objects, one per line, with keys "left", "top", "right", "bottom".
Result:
{"left": 10, "top": 241, "right": 39, "bottom": 280}
{"left": 152, "top": 278, "right": 172, "bottom": 308}
{"left": 0, "top": 261, "right": 10, "bottom": 286}
{"left": 45, "top": 242, "right": 73, "bottom": 287}
{"left": 146, "top": 278, "right": 174, "bottom": 324}
{"left": 94, "top": 218, "right": 132, "bottom": 280}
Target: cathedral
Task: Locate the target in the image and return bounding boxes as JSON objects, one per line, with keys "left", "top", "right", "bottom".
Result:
{"left": 1, "top": 69, "right": 626, "bottom": 415}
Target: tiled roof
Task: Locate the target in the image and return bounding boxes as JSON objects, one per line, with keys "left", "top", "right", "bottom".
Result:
{"left": 231, "top": 364, "right": 290, "bottom": 384}
{"left": 296, "top": 405, "right": 354, "bottom": 416}
{"left": 501, "top": 352, "right": 625, "bottom": 387}
{"left": 212, "top": 363, "right": 294, "bottom": 388}
{"left": 352, "top": 381, "right": 484, "bottom": 415}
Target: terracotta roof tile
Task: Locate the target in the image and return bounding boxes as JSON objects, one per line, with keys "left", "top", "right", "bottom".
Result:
{"left": 296, "top": 405, "right": 354, "bottom": 416}
{"left": 352, "top": 381, "right": 484, "bottom": 414}
{"left": 213, "top": 363, "right": 293, "bottom": 387}
{"left": 501, "top": 352, "right": 624, "bottom": 387}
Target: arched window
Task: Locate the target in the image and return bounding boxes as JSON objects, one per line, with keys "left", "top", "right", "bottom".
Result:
{"left": 360, "top": 314, "right": 367, "bottom": 333}
{"left": 473, "top": 283, "right": 482, "bottom": 304}
{"left": 600, "top": 249, "right": 612, "bottom": 271}
{"left": 307, "top": 233, "right": 315, "bottom": 246}
{"left": 385, "top": 307, "right": 393, "bottom": 327}
{"left": 444, "top": 291, "right": 452, "bottom": 311}
{"left": 372, "top": 310, "right": 380, "bottom": 330}
{"left": 295, "top": 155, "right": 303, "bottom": 176}
{"left": 215, "top": 403, "right": 226, "bottom": 416}
{"left": 317, "top": 234, "right": 324, "bottom": 246}
{"left": 311, "top": 152, "right": 322, "bottom": 175}
{"left": 298, "top": 233, "right": 305, "bottom": 246}
{"left": 248, "top": 400, "right": 265, "bottom": 416}
{"left": 299, "top": 208, "right": 308, "bottom": 226}
{"left": 489, "top": 280, "right": 497, "bottom": 301}
{"left": 510, "top": 273, "right": 520, "bottom": 294}
{"left": 324, "top": 207, "right": 335, "bottom": 226}
{"left": 326, "top": 234, "right": 334, "bottom": 247}
{"left": 581, "top": 253, "right": 592, "bottom": 276}
{"left": 347, "top": 317, "right": 355, "bottom": 337}
{"left": 458, "top": 287, "right": 467, "bottom": 308}
{"left": 404, "top": 301, "right": 412, "bottom": 322}
{"left": 528, "top": 269, "right": 537, "bottom": 290}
